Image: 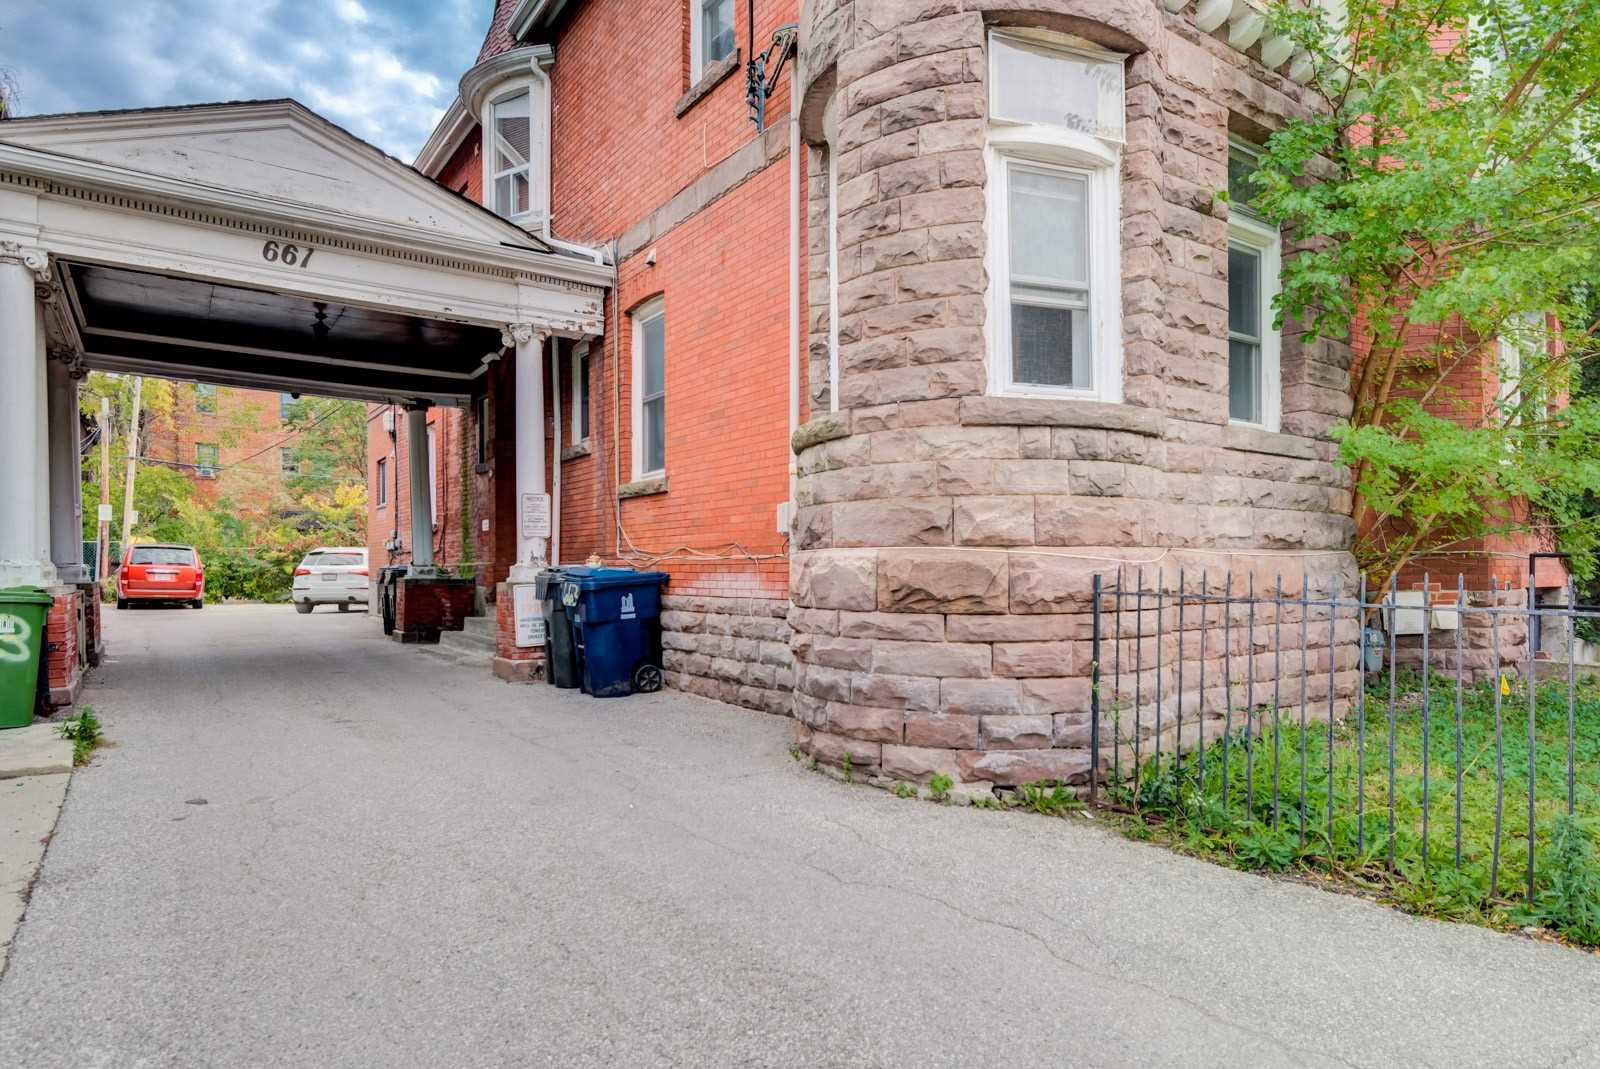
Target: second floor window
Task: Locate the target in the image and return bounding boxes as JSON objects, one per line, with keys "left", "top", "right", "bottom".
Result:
{"left": 194, "top": 383, "right": 216, "bottom": 414}
{"left": 376, "top": 457, "right": 388, "bottom": 507}
{"left": 491, "top": 90, "right": 532, "bottom": 222}
{"left": 692, "top": 0, "right": 735, "bottom": 83}
{"left": 572, "top": 342, "right": 591, "bottom": 443}
{"left": 195, "top": 442, "right": 219, "bottom": 478}
{"left": 281, "top": 448, "right": 298, "bottom": 476}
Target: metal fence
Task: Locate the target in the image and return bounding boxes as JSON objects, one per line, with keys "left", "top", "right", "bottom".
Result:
{"left": 1087, "top": 569, "right": 1597, "bottom": 905}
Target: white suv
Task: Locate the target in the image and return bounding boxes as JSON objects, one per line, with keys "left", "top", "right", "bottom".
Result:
{"left": 292, "top": 548, "right": 369, "bottom": 613}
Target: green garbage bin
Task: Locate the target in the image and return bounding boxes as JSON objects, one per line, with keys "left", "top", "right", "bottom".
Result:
{"left": 0, "top": 587, "right": 53, "bottom": 729}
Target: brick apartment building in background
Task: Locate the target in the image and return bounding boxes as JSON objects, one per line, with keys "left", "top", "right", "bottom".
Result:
{"left": 144, "top": 383, "right": 309, "bottom": 498}
{"left": 368, "top": 0, "right": 1555, "bottom": 789}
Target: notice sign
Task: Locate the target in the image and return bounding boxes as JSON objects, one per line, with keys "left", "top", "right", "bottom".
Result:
{"left": 513, "top": 583, "right": 546, "bottom": 648}
{"left": 97, "top": 504, "right": 113, "bottom": 523}
{"left": 519, "top": 492, "right": 551, "bottom": 540}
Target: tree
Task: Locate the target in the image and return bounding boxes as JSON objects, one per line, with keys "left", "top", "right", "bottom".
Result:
{"left": 1254, "top": 0, "right": 1600, "bottom": 589}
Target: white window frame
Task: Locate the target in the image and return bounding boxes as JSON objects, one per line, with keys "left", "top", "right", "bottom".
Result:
{"left": 483, "top": 83, "right": 542, "bottom": 226}
{"left": 375, "top": 457, "right": 387, "bottom": 509}
{"left": 1226, "top": 139, "right": 1282, "bottom": 433}
{"left": 571, "top": 340, "right": 592, "bottom": 443}
{"left": 690, "top": 0, "right": 735, "bottom": 84}
{"left": 631, "top": 297, "right": 667, "bottom": 481}
{"left": 984, "top": 30, "right": 1124, "bottom": 403}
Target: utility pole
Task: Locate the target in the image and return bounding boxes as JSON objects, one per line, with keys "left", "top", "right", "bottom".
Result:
{"left": 98, "top": 395, "right": 111, "bottom": 582}
{"left": 120, "top": 375, "right": 142, "bottom": 551}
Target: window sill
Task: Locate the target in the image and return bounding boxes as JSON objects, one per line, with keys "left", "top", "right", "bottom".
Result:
{"left": 1222, "top": 422, "right": 1317, "bottom": 460}
{"left": 561, "top": 439, "right": 593, "bottom": 462}
{"left": 619, "top": 475, "right": 669, "bottom": 499}
{"left": 675, "top": 51, "right": 741, "bottom": 118}
{"left": 960, "top": 395, "right": 1165, "bottom": 438}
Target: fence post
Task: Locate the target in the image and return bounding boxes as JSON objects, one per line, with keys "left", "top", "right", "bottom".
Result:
{"left": 1091, "top": 572, "right": 1102, "bottom": 806}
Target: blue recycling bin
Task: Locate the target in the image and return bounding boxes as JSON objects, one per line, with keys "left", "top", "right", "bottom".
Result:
{"left": 562, "top": 568, "right": 669, "bottom": 697}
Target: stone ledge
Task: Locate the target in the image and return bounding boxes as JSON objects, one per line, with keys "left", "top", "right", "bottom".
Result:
{"left": 959, "top": 397, "right": 1166, "bottom": 437}
{"left": 792, "top": 414, "right": 851, "bottom": 454}
{"left": 674, "top": 51, "right": 741, "bottom": 118}
{"left": 561, "top": 440, "right": 594, "bottom": 461}
{"left": 619, "top": 475, "right": 669, "bottom": 499}
{"left": 1222, "top": 423, "right": 1323, "bottom": 460}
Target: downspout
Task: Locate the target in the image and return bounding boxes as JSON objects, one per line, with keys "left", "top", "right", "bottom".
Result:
{"left": 787, "top": 58, "right": 801, "bottom": 525}
{"left": 550, "top": 337, "right": 562, "bottom": 566}
{"left": 530, "top": 48, "right": 606, "bottom": 265}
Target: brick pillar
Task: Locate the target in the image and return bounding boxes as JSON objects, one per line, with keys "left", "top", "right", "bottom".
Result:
{"left": 392, "top": 576, "right": 475, "bottom": 643}
{"left": 81, "top": 584, "right": 104, "bottom": 667}
{"left": 493, "top": 581, "right": 545, "bottom": 683}
{"left": 44, "top": 588, "right": 83, "bottom": 710}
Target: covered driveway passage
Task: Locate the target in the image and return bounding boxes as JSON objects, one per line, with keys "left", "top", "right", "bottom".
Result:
{"left": 0, "top": 99, "right": 606, "bottom": 701}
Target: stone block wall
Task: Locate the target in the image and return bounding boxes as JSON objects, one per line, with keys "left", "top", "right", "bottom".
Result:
{"left": 662, "top": 594, "right": 794, "bottom": 715}
{"left": 790, "top": 0, "right": 1362, "bottom": 791}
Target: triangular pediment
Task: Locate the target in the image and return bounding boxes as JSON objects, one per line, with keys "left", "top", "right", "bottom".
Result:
{"left": 0, "top": 100, "right": 545, "bottom": 251}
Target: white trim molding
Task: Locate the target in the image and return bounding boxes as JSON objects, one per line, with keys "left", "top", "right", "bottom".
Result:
{"left": 1164, "top": 0, "right": 1345, "bottom": 84}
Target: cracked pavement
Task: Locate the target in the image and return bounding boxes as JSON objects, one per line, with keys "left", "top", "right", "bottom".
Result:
{"left": 3, "top": 604, "right": 1599, "bottom": 1067}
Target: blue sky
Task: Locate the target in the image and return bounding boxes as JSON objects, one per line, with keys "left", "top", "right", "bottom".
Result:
{"left": 1, "top": 0, "right": 489, "bottom": 161}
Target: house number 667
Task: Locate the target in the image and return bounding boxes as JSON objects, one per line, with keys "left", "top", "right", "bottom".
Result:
{"left": 262, "top": 240, "right": 315, "bottom": 269}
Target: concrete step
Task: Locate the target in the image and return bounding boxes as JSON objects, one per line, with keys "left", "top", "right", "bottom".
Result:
{"left": 461, "top": 614, "right": 495, "bottom": 639}
{"left": 438, "top": 626, "right": 495, "bottom": 660}
{"left": 416, "top": 642, "right": 493, "bottom": 671}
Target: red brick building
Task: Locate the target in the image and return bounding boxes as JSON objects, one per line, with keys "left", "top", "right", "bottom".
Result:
{"left": 145, "top": 383, "right": 305, "bottom": 502}
{"left": 371, "top": 0, "right": 803, "bottom": 707}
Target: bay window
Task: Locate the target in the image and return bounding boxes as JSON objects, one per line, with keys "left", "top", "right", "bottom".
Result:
{"left": 986, "top": 31, "right": 1124, "bottom": 401}
{"left": 1226, "top": 141, "right": 1282, "bottom": 431}
{"left": 490, "top": 89, "right": 533, "bottom": 222}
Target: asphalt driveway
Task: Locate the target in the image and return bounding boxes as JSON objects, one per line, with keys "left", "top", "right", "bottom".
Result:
{"left": 3, "top": 603, "right": 1599, "bottom": 1067}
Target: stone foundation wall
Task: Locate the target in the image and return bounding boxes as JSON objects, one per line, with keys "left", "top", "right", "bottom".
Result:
{"left": 1392, "top": 586, "right": 1531, "bottom": 685}
{"left": 661, "top": 594, "right": 793, "bottom": 715}
{"left": 790, "top": 1, "right": 1360, "bottom": 790}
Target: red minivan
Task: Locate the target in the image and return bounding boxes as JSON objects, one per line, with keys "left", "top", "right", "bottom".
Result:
{"left": 116, "top": 544, "right": 205, "bottom": 609}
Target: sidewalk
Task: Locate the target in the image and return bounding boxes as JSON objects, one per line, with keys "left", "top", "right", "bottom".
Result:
{"left": 3, "top": 604, "right": 1599, "bottom": 1067}
{"left": 0, "top": 722, "right": 74, "bottom": 975}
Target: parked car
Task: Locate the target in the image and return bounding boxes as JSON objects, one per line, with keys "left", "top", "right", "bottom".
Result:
{"left": 116, "top": 544, "right": 205, "bottom": 609}
{"left": 291, "top": 548, "right": 369, "bottom": 613}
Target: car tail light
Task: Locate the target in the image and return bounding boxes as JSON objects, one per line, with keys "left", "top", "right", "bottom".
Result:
{"left": 353, "top": 567, "right": 368, "bottom": 576}
{"left": 294, "top": 567, "right": 311, "bottom": 577}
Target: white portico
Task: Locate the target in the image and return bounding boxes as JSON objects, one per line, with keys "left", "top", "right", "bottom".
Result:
{"left": 0, "top": 100, "right": 607, "bottom": 599}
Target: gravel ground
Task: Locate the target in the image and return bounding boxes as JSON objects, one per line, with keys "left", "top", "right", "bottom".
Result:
{"left": 3, "top": 603, "right": 1600, "bottom": 1068}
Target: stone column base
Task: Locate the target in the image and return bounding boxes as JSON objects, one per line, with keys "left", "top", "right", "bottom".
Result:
{"left": 494, "top": 581, "right": 545, "bottom": 684}
{"left": 392, "top": 576, "right": 475, "bottom": 643}
{"left": 44, "top": 588, "right": 84, "bottom": 711}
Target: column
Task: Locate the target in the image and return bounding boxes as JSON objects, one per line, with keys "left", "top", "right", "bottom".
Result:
{"left": 405, "top": 404, "right": 434, "bottom": 573}
{"left": 506, "top": 324, "right": 548, "bottom": 582}
{"left": 0, "top": 244, "right": 55, "bottom": 588}
{"left": 47, "top": 353, "right": 86, "bottom": 584}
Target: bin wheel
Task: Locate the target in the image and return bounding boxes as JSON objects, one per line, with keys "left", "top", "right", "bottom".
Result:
{"left": 633, "top": 664, "right": 663, "bottom": 694}
{"left": 116, "top": 598, "right": 127, "bottom": 610}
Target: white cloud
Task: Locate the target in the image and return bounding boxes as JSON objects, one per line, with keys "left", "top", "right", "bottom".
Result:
{"left": 5, "top": 0, "right": 479, "bottom": 159}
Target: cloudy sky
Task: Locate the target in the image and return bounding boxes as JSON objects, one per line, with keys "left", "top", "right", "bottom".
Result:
{"left": 2, "top": 0, "right": 490, "bottom": 161}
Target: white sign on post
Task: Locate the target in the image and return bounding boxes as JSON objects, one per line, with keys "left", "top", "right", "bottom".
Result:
{"left": 97, "top": 504, "right": 113, "bottom": 523}
{"left": 519, "top": 493, "right": 551, "bottom": 540}
{"left": 513, "top": 582, "right": 547, "bottom": 648}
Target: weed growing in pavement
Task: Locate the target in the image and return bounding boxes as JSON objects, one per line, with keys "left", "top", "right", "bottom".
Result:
{"left": 928, "top": 773, "right": 953, "bottom": 803}
{"left": 1019, "top": 781, "right": 1082, "bottom": 817}
{"left": 840, "top": 752, "right": 853, "bottom": 784}
{"left": 806, "top": 755, "right": 818, "bottom": 772}
{"left": 58, "top": 706, "right": 102, "bottom": 766}
{"left": 894, "top": 782, "right": 917, "bottom": 799}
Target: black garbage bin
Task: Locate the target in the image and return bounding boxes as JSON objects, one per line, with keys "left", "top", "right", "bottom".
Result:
{"left": 538, "top": 566, "right": 588, "bottom": 689}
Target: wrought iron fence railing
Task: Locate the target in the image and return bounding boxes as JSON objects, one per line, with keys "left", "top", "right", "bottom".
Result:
{"left": 1087, "top": 569, "right": 1596, "bottom": 907}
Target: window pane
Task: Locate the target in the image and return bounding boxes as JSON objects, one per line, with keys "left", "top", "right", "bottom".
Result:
{"left": 643, "top": 397, "right": 665, "bottom": 473}
{"left": 1228, "top": 244, "right": 1260, "bottom": 338}
{"left": 1229, "top": 146, "right": 1263, "bottom": 215}
{"left": 1012, "top": 300, "right": 1090, "bottom": 389}
{"left": 703, "top": 0, "right": 735, "bottom": 64}
{"left": 1008, "top": 167, "right": 1087, "bottom": 285}
{"left": 578, "top": 353, "right": 591, "bottom": 439}
{"left": 1230, "top": 339, "right": 1260, "bottom": 423}
{"left": 990, "top": 33, "right": 1124, "bottom": 141}
{"left": 641, "top": 313, "right": 665, "bottom": 396}
{"left": 493, "top": 92, "right": 530, "bottom": 166}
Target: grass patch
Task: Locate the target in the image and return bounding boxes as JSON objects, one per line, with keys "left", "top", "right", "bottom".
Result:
{"left": 58, "top": 706, "right": 103, "bottom": 766}
{"left": 1107, "top": 671, "right": 1600, "bottom": 943}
